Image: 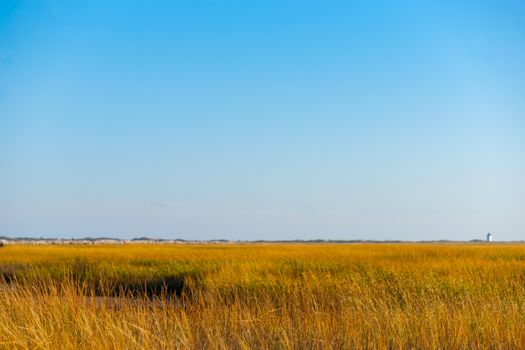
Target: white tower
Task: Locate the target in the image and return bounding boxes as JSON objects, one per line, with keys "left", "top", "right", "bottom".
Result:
{"left": 486, "top": 233, "right": 493, "bottom": 242}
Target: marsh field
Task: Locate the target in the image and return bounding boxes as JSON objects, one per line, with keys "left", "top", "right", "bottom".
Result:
{"left": 1, "top": 243, "right": 525, "bottom": 349}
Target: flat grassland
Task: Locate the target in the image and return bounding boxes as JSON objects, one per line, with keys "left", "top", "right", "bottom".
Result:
{"left": 1, "top": 243, "right": 525, "bottom": 349}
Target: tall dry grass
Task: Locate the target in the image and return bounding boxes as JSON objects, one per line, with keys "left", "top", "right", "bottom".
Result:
{"left": 1, "top": 243, "right": 525, "bottom": 349}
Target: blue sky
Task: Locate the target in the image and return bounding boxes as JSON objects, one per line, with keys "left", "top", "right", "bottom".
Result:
{"left": 1, "top": 0, "right": 524, "bottom": 240}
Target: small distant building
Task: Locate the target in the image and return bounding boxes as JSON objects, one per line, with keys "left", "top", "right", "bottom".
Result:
{"left": 486, "top": 233, "right": 493, "bottom": 242}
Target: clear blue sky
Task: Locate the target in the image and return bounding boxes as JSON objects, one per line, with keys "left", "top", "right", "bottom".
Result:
{"left": 1, "top": 0, "right": 524, "bottom": 240}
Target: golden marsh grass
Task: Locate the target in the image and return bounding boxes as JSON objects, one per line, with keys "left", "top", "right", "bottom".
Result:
{"left": 1, "top": 243, "right": 524, "bottom": 349}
